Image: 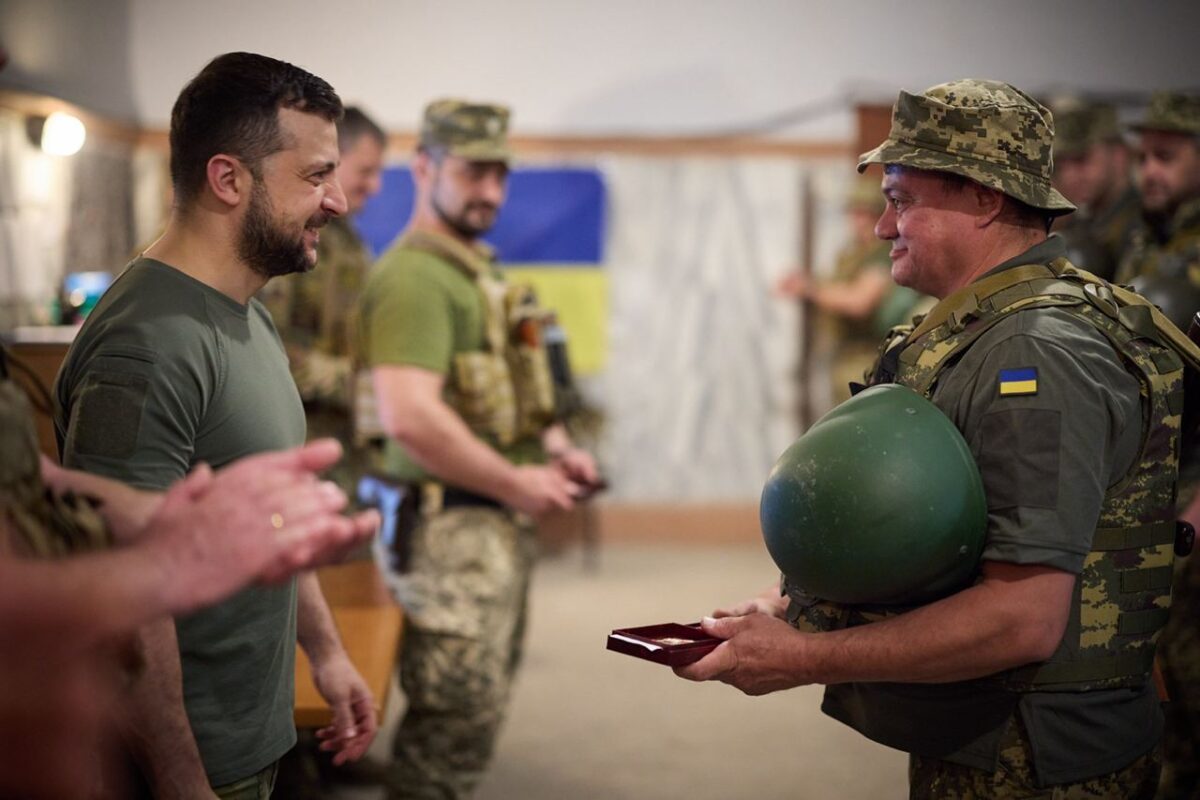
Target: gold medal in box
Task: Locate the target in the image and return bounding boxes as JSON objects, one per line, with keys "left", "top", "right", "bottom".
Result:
{"left": 606, "top": 622, "right": 720, "bottom": 666}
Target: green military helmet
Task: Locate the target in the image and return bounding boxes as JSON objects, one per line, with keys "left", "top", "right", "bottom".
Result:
{"left": 760, "top": 383, "right": 987, "bottom": 605}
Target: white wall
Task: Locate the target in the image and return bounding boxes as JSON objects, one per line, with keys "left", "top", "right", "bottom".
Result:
{"left": 0, "top": 0, "right": 137, "bottom": 121}
{"left": 119, "top": 0, "right": 1200, "bottom": 138}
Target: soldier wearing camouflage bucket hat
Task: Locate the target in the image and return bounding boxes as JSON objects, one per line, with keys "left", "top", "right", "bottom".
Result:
{"left": 1051, "top": 101, "right": 1141, "bottom": 281}
{"left": 357, "top": 98, "right": 600, "bottom": 798}
{"left": 1116, "top": 92, "right": 1200, "bottom": 292}
{"left": 676, "top": 79, "right": 1200, "bottom": 799}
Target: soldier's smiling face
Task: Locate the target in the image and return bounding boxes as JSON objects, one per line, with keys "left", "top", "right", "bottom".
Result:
{"left": 427, "top": 154, "right": 509, "bottom": 240}
{"left": 238, "top": 108, "right": 347, "bottom": 277}
{"left": 875, "top": 166, "right": 983, "bottom": 299}
{"left": 338, "top": 133, "right": 385, "bottom": 215}
{"left": 1137, "top": 130, "right": 1200, "bottom": 216}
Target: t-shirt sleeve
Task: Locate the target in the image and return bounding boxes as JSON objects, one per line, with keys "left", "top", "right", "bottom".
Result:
{"left": 933, "top": 311, "right": 1142, "bottom": 574}
{"left": 60, "top": 340, "right": 205, "bottom": 490}
{"left": 363, "top": 261, "right": 456, "bottom": 373}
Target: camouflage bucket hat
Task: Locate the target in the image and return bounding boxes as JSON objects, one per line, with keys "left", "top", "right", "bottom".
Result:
{"left": 1053, "top": 102, "right": 1121, "bottom": 158}
{"left": 420, "top": 98, "right": 512, "bottom": 162}
{"left": 858, "top": 79, "right": 1076, "bottom": 216}
{"left": 1130, "top": 91, "right": 1200, "bottom": 135}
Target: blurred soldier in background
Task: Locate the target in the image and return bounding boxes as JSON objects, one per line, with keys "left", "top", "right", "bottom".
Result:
{"left": 262, "top": 106, "right": 387, "bottom": 491}
{"left": 1124, "top": 85, "right": 1200, "bottom": 800}
{"left": 1117, "top": 93, "right": 1200, "bottom": 298}
{"left": 359, "top": 98, "right": 599, "bottom": 798}
{"left": 1052, "top": 101, "right": 1140, "bottom": 281}
{"left": 775, "top": 179, "right": 930, "bottom": 403}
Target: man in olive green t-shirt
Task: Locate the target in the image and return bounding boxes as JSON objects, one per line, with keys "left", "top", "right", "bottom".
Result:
{"left": 358, "top": 99, "right": 598, "bottom": 799}
{"left": 54, "top": 53, "right": 377, "bottom": 798}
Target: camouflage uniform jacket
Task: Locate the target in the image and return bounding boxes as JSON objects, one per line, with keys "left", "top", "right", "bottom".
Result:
{"left": 261, "top": 217, "right": 371, "bottom": 412}
{"left": 0, "top": 375, "right": 109, "bottom": 559}
{"left": 1060, "top": 186, "right": 1144, "bottom": 282}
{"left": 1116, "top": 196, "right": 1200, "bottom": 287}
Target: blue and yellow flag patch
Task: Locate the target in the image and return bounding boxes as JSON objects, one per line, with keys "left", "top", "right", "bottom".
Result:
{"left": 998, "top": 367, "right": 1038, "bottom": 397}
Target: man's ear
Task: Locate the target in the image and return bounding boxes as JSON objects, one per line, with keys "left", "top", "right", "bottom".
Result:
{"left": 206, "top": 154, "right": 249, "bottom": 208}
{"left": 412, "top": 151, "right": 434, "bottom": 183}
{"left": 974, "top": 184, "right": 1005, "bottom": 228}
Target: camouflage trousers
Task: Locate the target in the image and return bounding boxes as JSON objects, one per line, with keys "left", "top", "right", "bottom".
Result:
{"left": 213, "top": 762, "right": 279, "bottom": 800}
{"left": 1157, "top": 552, "right": 1200, "bottom": 800}
{"left": 909, "top": 715, "right": 1160, "bottom": 799}
{"left": 384, "top": 506, "right": 537, "bottom": 800}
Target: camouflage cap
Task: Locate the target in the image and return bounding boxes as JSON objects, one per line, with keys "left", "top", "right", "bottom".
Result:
{"left": 419, "top": 98, "right": 512, "bottom": 162}
{"left": 1053, "top": 102, "right": 1122, "bottom": 158}
{"left": 858, "top": 79, "right": 1076, "bottom": 216}
{"left": 1130, "top": 91, "right": 1200, "bottom": 135}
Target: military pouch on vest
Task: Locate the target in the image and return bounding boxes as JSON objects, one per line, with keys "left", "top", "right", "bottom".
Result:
{"left": 450, "top": 351, "right": 518, "bottom": 446}
{"left": 358, "top": 473, "right": 420, "bottom": 573}
{"left": 351, "top": 368, "right": 385, "bottom": 446}
{"left": 505, "top": 285, "right": 558, "bottom": 436}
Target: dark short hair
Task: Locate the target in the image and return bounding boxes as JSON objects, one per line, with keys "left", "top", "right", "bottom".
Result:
{"left": 338, "top": 106, "right": 386, "bottom": 154}
{"left": 169, "top": 52, "right": 343, "bottom": 208}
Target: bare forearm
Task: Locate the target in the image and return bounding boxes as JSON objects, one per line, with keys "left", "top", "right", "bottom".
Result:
{"left": 297, "top": 572, "right": 344, "bottom": 665}
{"left": 799, "top": 574, "right": 1069, "bottom": 685}
{"left": 0, "top": 547, "right": 173, "bottom": 650}
{"left": 124, "top": 619, "right": 212, "bottom": 797}
{"left": 541, "top": 423, "right": 573, "bottom": 455}
{"left": 391, "top": 396, "right": 520, "bottom": 500}
{"left": 809, "top": 273, "right": 891, "bottom": 320}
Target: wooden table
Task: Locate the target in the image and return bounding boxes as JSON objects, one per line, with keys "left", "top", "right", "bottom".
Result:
{"left": 6, "top": 334, "right": 74, "bottom": 459}
{"left": 294, "top": 560, "right": 403, "bottom": 728}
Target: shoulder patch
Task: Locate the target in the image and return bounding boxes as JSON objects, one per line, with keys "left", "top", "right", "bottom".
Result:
{"left": 998, "top": 367, "right": 1038, "bottom": 396}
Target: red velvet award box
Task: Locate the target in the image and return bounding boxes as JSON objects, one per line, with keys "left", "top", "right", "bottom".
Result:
{"left": 606, "top": 622, "right": 721, "bottom": 666}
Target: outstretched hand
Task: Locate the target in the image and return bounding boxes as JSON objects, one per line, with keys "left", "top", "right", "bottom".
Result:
{"left": 148, "top": 439, "right": 379, "bottom": 614}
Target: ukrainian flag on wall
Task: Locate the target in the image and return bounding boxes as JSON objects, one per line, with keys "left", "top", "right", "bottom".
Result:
{"left": 354, "top": 166, "right": 609, "bottom": 375}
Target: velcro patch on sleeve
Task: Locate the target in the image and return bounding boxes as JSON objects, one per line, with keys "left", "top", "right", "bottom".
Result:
{"left": 998, "top": 366, "right": 1038, "bottom": 397}
{"left": 977, "top": 408, "right": 1061, "bottom": 510}
{"left": 69, "top": 371, "right": 150, "bottom": 459}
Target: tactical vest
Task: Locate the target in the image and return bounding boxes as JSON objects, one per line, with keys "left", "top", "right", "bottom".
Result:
{"left": 1117, "top": 196, "right": 1200, "bottom": 287}
{"left": 789, "top": 257, "right": 1200, "bottom": 692}
{"left": 354, "top": 231, "right": 557, "bottom": 448}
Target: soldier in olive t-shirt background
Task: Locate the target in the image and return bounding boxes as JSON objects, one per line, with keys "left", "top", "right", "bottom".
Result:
{"left": 358, "top": 99, "right": 599, "bottom": 799}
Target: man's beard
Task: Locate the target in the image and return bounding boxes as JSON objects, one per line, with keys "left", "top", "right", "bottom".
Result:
{"left": 431, "top": 192, "right": 498, "bottom": 241}
{"left": 238, "top": 183, "right": 325, "bottom": 278}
